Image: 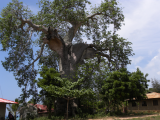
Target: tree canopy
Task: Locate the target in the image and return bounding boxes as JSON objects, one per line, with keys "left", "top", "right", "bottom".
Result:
{"left": 0, "top": 0, "right": 134, "bottom": 107}
{"left": 100, "top": 68, "right": 149, "bottom": 112}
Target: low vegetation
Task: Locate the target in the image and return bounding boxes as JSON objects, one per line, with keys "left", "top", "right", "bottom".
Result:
{"left": 27, "top": 111, "right": 159, "bottom": 120}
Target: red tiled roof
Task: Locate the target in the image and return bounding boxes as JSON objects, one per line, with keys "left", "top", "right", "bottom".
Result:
{"left": 146, "top": 92, "right": 160, "bottom": 99}
{"left": 0, "top": 98, "right": 18, "bottom": 104}
{"left": 34, "top": 104, "right": 54, "bottom": 113}
{"left": 35, "top": 104, "right": 48, "bottom": 111}
{"left": 28, "top": 103, "right": 54, "bottom": 113}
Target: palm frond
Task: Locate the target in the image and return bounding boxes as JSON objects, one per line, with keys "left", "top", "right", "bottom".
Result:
{"left": 6, "top": 104, "right": 14, "bottom": 115}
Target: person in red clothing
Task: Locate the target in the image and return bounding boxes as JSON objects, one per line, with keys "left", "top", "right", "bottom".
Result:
{"left": 8, "top": 112, "right": 14, "bottom": 120}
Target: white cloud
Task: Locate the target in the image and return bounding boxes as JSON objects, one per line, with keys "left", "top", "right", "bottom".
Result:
{"left": 157, "top": 71, "right": 160, "bottom": 75}
{"left": 115, "top": 0, "right": 160, "bottom": 87}
{"left": 128, "top": 49, "right": 160, "bottom": 87}
{"left": 138, "top": 50, "right": 160, "bottom": 81}
{"left": 118, "top": 0, "right": 160, "bottom": 35}
{"left": 117, "top": 0, "right": 160, "bottom": 54}
{"left": 131, "top": 56, "right": 144, "bottom": 65}
{"left": 152, "top": 56, "right": 158, "bottom": 60}
{"left": 146, "top": 55, "right": 159, "bottom": 68}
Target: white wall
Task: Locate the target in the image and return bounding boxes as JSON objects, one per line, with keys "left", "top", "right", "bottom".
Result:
{"left": 0, "top": 103, "right": 6, "bottom": 119}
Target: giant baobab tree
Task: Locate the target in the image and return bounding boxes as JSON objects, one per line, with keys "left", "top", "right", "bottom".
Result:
{"left": 0, "top": 0, "right": 134, "bottom": 116}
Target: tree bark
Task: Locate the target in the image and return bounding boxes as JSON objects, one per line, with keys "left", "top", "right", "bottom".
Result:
{"left": 14, "top": 112, "right": 16, "bottom": 120}
{"left": 67, "top": 99, "right": 69, "bottom": 120}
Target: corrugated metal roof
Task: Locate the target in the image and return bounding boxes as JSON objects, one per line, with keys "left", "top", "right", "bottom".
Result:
{"left": 0, "top": 98, "right": 18, "bottom": 104}
{"left": 146, "top": 92, "right": 160, "bottom": 99}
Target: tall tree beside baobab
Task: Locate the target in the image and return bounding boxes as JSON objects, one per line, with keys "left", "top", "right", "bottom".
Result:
{"left": 0, "top": 0, "right": 134, "bottom": 116}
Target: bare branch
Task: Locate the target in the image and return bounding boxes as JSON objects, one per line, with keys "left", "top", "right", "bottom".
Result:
{"left": 90, "top": 44, "right": 109, "bottom": 51}
{"left": 19, "top": 18, "right": 48, "bottom": 34}
{"left": 26, "top": 43, "right": 45, "bottom": 69}
{"left": 95, "top": 51, "right": 110, "bottom": 60}
{"left": 80, "top": 12, "right": 103, "bottom": 26}
{"left": 69, "top": 97, "right": 76, "bottom": 100}
{"left": 87, "top": 12, "right": 102, "bottom": 20}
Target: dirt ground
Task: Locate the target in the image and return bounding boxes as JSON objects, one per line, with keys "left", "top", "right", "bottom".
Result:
{"left": 87, "top": 114, "right": 160, "bottom": 120}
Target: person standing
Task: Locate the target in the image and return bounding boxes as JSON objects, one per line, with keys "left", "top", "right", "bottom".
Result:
{"left": 8, "top": 112, "right": 14, "bottom": 120}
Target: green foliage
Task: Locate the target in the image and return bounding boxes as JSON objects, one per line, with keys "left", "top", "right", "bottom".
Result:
{"left": 38, "top": 66, "right": 94, "bottom": 98}
{"left": 37, "top": 0, "right": 91, "bottom": 25}
{"left": 0, "top": 0, "right": 33, "bottom": 52}
{"left": 150, "top": 78, "right": 160, "bottom": 93}
{"left": 19, "top": 103, "right": 38, "bottom": 120}
{"left": 37, "top": 66, "right": 95, "bottom": 118}
{"left": 32, "top": 116, "right": 65, "bottom": 120}
{"left": 101, "top": 68, "right": 149, "bottom": 111}
{"left": 37, "top": 66, "right": 60, "bottom": 119}
{"left": 129, "top": 68, "right": 149, "bottom": 100}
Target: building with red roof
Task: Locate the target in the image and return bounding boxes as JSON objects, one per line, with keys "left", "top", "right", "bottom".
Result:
{"left": 0, "top": 98, "right": 18, "bottom": 119}
{"left": 34, "top": 104, "right": 54, "bottom": 116}
{"left": 19, "top": 103, "right": 54, "bottom": 118}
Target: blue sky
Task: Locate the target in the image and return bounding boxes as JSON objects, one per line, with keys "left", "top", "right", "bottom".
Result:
{"left": 1, "top": 0, "right": 160, "bottom": 116}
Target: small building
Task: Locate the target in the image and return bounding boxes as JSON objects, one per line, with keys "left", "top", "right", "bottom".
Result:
{"left": 0, "top": 98, "right": 18, "bottom": 119}
{"left": 19, "top": 103, "right": 38, "bottom": 119}
{"left": 128, "top": 92, "right": 160, "bottom": 112}
{"left": 19, "top": 103, "right": 54, "bottom": 119}
{"left": 34, "top": 104, "right": 54, "bottom": 117}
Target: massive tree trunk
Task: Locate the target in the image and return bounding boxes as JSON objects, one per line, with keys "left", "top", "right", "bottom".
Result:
{"left": 47, "top": 29, "right": 93, "bottom": 116}
{"left": 42, "top": 25, "right": 98, "bottom": 116}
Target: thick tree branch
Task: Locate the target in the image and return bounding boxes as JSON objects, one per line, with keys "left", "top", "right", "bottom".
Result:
{"left": 73, "top": 43, "right": 111, "bottom": 66}
{"left": 44, "top": 27, "right": 65, "bottom": 57}
{"left": 87, "top": 12, "right": 102, "bottom": 19}
{"left": 95, "top": 51, "right": 110, "bottom": 60}
{"left": 63, "top": 12, "right": 104, "bottom": 44}
{"left": 81, "top": 12, "right": 102, "bottom": 25}
{"left": 63, "top": 97, "right": 76, "bottom": 100}
{"left": 18, "top": 18, "right": 48, "bottom": 34}
{"left": 72, "top": 43, "right": 91, "bottom": 65}
{"left": 63, "top": 24, "right": 81, "bottom": 45}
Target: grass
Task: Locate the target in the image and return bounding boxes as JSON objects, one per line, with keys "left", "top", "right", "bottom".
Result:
{"left": 112, "top": 112, "right": 160, "bottom": 120}
{"left": 114, "top": 115, "right": 160, "bottom": 120}
{"left": 29, "top": 111, "right": 160, "bottom": 120}
{"left": 31, "top": 114, "right": 160, "bottom": 120}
